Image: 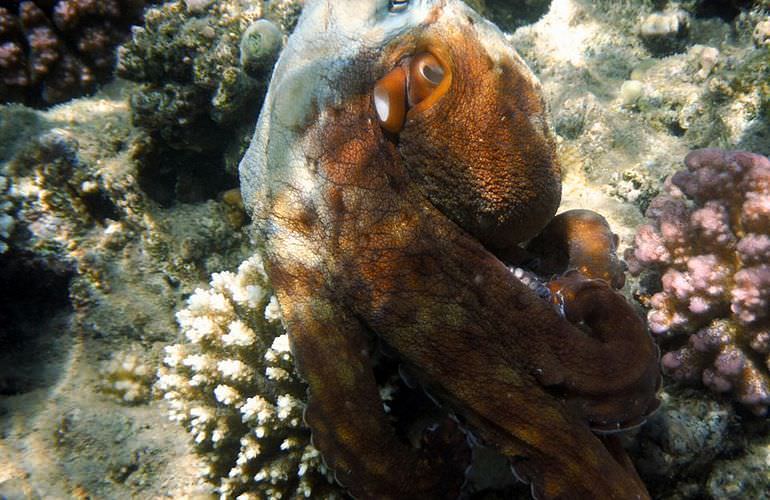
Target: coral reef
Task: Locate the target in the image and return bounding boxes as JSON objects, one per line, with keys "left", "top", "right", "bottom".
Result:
{"left": 0, "top": 86, "right": 252, "bottom": 497}
{"left": 633, "top": 388, "right": 737, "bottom": 497}
{"left": 117, "top": 0, "right": 267, "bottom": 135}
{"left": 627, "top": 148, "right": 770, "bottom": 415}
{"left": 4, "top": 92, "right": 251, "bottom": 307}
{"left": 510, "top": 0, "right": 770, "bottom": 225}
{"left": 156, "top": 255, "right": 341, "bottom": 499}
{"left": 639, "top": 8, "right": 690, "bottom": 54}
{"left": 1, "top": 1, "right": 769, "bottom": 498}
{"left": 100, "top": 349, "right": 155, "bottom": 404}
{"left": 0, "top": 1, "right": 152, "bottom": 107}
{"left": 265, "top": 0, "right": 304, "bottom": 33}
{"left": 474, "top": 0, "right": 552, "bottom": 32}
{"left": 116, "top": 0, "right": 292, "bottom": 204}
{"left": 707, "top": 430, "right": 770, "bottom": 498}
{"left": 0, "top": 174, "right": 13, "bottom": 253}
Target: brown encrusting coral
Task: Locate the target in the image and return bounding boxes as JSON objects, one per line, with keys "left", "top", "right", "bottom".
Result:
{"left": 115, "top": 0, "right": 289, "bottom": 205}
{"left": 627, "top": 148, "right": 770, "bottom": 415}
{"left": 0, "top": 0, "right": 150, "bottom": 106}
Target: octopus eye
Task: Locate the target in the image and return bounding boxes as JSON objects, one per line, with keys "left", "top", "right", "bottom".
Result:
{"left": 373, "top": 51, "right": 450, "bottom": 134}
{"left": 373, "top": 66, "right": 408, "bottom": 134}
{"left": 407, "top": 52, "right": 446, "bottom": 107}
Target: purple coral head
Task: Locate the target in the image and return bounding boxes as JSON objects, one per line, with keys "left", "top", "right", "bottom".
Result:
{"left": 689, "top": 320, "right": 734, "bottom": 353}
{"left": 702, "top": 367, "right": 733, "bottom": 393}
{"left": 742, "top": 190, "right": 770, "bottom": 233}
{"left": 737, "top": 234, "right": 770, "bottom": 265}
{"left": 630, "top": 148, "right": 770, "bottom": 415}
{"left": 675, "top": 148, "right": 769, "bottom": 203}
{"left": 661, "top": 346, "right": 703, "bottom": 383}
{"left": 737, "top": 368, "right": 770, "bottom": 416}
{"left": 674, "top": 149, "right": 740, "bottom": 202}
{"left": 713, "top": 346, "right": 745, "bottom": 377}
{"left": 690, "top": 201, "right": 734, "bottom": 247}
{"left": 730, "top": 265, "right": 770, "bottom": 324}
{"left": 1, "top": 0, "right": 150, "bottom": 106}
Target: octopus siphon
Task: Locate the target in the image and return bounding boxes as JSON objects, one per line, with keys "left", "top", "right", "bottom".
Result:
{"left": 239, "top": 0, "right": 660, "bottom": 498}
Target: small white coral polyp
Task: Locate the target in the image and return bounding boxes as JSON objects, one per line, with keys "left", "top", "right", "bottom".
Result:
{"left": 156, "top": 254, "right": 341, "bottom": 499}
{"left": 628, "top": 149, "right": 770, "bottom": 416}
{"left": 100, "top": 349, "right": 153, "bottom": 404}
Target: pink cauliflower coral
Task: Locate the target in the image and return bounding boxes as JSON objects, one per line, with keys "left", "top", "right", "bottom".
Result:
{"left": 627, "top": 148, "right": 770, "bottom": 415}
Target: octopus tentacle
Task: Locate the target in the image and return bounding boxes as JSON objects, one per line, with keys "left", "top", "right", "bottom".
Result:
{"left": 271, "top": 278, "right": 466, "bottom": 499}
{"left": 600, "top": 434, "right": 650, "bottom": 497}
{"left": 329, "top": 179, "right": 652, "bottom": 497}
{"left": 527, "top": 209, "right": 627, "bottom": 289}
{"left": 547, "top": 272, "right": 661, "bottom": 431}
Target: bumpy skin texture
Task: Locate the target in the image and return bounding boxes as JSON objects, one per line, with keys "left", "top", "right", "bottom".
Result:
{"left": 527, "top": 209, "right": 627, "bottom": 289}
{"left": 627, "top": 148, "right": 770, "bottom": 415}
{"left": 0, "top": 1, "right": 149, "bottom": 106}
{"left": 240, "top": 1, "right": 659, "bottom": 498}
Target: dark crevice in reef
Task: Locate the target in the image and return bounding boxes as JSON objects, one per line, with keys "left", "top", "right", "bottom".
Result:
{"left": 651, "top": 0, "right": 754, "bottom": 22}
{"left": 0, "top": 250, "right": 74, "bottom": 396}
{"left": 81, "top": 188, "right": 121, "bottom": 223}
{"left": 484, "top": 0, "right": 552, "bottom": 32}
{"left": 668, "top": 121, "right": 686, "bottom": 137}
{"left": 694, "top": 0, "right": 756, "bottom": 22}
{"left": 133, "top": 138, "right": 239, "bottom": 207}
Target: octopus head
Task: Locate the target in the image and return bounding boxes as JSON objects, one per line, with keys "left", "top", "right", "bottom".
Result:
{"left": 372, "top": 0, "right": 561, "bottom": 249}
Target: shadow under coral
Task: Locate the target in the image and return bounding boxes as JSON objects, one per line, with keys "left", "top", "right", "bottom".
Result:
{"left": 0, "top": 248, "right": 74, "bottom": 397}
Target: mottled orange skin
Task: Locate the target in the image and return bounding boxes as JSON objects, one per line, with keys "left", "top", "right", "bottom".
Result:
{"left": 257, "top": 16, "right": 659, "bottom": 500}
{"left": 528, "top": 209, "right": 628, "bottom": 289}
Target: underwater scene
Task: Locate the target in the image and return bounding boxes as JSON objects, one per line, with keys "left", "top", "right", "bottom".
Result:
{"left": 1, "top": 0, "right": 769, "bottom": 498}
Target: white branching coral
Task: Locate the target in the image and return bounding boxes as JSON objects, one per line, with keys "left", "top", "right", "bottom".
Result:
{"left": 100, "top": 349, "right": 154, "bottom": 404}
{"left": 157, "top": 254, "right": 342, "bottom": 499}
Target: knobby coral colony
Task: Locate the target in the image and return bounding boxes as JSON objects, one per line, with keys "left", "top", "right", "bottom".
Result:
{"left": 0, "top": 0, "right": 150, "bottom": 106}
{"left": 628, "top": 148, "right": 770, "bottom": 415}
{"left": 157, "top": 256, "right": 343, "bottom": 499}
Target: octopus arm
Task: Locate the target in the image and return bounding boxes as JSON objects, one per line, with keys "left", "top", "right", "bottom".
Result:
{"left": 526, "top": 209, "right": 627, "bottom": 289}
{"left": 348, "top": 213, "right": 653, "bottom": 500}
{"left": 270, "top": 265, "right": 464, "bottom": 499}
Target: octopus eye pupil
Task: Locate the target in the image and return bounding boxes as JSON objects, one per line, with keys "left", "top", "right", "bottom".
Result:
{"left": 407, "top": 52, "right": 446, "bottom": 108}
{"left": 420, "top": 62, "right": 444, "bottom": 85}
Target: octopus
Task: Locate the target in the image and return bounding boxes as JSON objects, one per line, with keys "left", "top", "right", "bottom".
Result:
{"left": 239, "top": 0, "right": 660, "bottom": 498}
